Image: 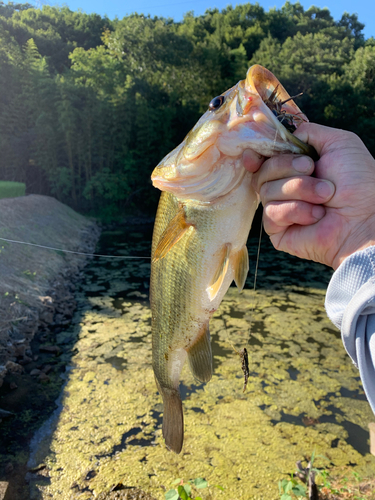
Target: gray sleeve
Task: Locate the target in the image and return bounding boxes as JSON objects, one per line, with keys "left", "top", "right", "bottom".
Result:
{"left": 325, "top": 245, "right": 375, "bottom": 414}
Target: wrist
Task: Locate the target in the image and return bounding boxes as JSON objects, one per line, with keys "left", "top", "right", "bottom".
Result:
{"left": 334, "top": 241, "right": 375, "bottom": 270}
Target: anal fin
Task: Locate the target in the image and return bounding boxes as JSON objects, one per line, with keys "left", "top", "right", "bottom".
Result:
{"left": 207, "top": 243, "right": 231, "bottom": 301}
{"left": 153, "top": 206, "right": 191, "bottom": 262}
{"left": 233, "top": 245, "right": 249, "bottom": 292}
{"left": 187, "top": 323, "right": 212, "bottom": 383}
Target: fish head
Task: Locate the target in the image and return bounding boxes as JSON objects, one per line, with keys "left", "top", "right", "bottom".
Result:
{"left": 152, "top": 64, "right": 317, "bottom": 202}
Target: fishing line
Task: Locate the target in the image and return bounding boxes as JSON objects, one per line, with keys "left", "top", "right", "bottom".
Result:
{"left": 252, "top": 219, "right": 263, "bottom": 294}
{"left": 224, "top": 129, "right": 278, "bottom": 389}
{"left": 245, "top": 127, "right": 278, "bottom": 344}
{"left": 0, "top": 237, "right": 151, "bottom": 259}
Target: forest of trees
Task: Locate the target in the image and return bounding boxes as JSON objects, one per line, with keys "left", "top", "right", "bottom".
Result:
{"left": 0, "top": 1, "right": 374, "bottom": 218}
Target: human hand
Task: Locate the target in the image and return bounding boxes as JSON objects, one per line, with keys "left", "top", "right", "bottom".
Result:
{"left": 250, "top": 123, "right": 375, "bottom": 269}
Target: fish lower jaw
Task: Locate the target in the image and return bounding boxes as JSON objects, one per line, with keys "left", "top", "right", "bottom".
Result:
{"left": 151, "top": 176, "right": 183, "bottom": 192}
{"left": 154, "top": 164, "right": 247, "bottom": 204}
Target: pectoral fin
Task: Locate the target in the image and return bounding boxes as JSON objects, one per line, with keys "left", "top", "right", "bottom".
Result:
{"left": 233, "top": 245, "right": 249, "bottom": 292}
{"left": 153, "top": 207, "right": 191, "bottom": 262}
{"left": 207, "top": 243, "right": 231, "bottom": 301}
{"left": 187, "top": 322, "right": 212, "bottom": 383}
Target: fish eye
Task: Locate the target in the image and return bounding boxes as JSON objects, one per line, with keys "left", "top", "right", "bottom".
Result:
{"left": 209, "top": 95, "right": 225, "bottom": 111}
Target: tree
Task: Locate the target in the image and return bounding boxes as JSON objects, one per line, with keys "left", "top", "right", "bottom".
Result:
{"left": 0, "top": 2, "right": 371, "bottom": 217}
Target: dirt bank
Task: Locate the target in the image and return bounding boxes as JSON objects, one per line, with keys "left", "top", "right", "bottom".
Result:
{"left": 0, "top": 194, "right": 100, "bottom": 387}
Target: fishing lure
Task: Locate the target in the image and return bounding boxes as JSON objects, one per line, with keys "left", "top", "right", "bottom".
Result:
{"left": 232, "top": 345, "right": 250, "bottom": 393}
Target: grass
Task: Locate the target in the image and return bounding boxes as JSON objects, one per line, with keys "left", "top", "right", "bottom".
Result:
{"left": 165, "top": 478, "right": 223, "bottom": 500}
{"left": 319, "top": 471, "right": 375, "bottom": 500}
{"left": 0, "top": 181, "right": 26, "bottom": 199}
{"left": 278, "top": 454, "right": 375, "bottom": 500}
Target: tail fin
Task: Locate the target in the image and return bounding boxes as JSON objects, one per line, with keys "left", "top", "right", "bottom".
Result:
{"left": 161, "top": 387, "right": 184, "bottom": 453}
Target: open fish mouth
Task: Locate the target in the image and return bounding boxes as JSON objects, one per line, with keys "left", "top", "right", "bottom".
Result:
{"left": 151, "top": 65, "right": 318, "bottom": 202}
{"left": 244, "top": 65, "right": 318, "bottom": 160}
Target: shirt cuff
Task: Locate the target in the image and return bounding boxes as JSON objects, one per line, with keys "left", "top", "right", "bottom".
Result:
{"left": 325, "top": 245, "right": 375, "bottom": 331}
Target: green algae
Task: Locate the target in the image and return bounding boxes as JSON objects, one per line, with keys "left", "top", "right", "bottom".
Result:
{"left": 29, "top": 235, "right": 375, "bottom": 499}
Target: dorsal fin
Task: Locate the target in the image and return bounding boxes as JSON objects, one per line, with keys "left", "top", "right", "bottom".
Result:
{"left": 152, "top": 206, "right": 191, "bottom": 262}
{"left": 207, "top": 243, "right": 231, "bottom": 301}
{"left": 233, "top": 245, "right": 249, "bottom": 292}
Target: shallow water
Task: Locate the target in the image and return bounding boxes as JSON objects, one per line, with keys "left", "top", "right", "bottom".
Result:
{"left": 28, "top": 224, "right": 375, "bottom": 499}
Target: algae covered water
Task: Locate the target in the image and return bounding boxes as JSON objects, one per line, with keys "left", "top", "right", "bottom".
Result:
{"left": 28, "top": 223, "right": 375, "bottom": 499}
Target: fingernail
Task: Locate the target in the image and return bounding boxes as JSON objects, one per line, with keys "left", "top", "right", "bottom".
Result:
{"left": 316, "top": 180, "right": 335, "bottom": 199}
{"left": 312, "top": 205, "right": 325, "bottom": 220}
{"left": 292, "top": 156, "right": 313, "bottom": 173}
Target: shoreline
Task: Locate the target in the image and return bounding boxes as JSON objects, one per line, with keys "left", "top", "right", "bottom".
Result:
{"left": 0, "top": 196, "right": 158, "bottom": 499}
{"left": 0, "top": 195, "right": 101, "bottom": 389}
{"left": 0, "top": 194, "right": 100, "bottom": 499}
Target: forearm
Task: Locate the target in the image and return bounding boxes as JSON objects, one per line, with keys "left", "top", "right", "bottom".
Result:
{"left": 325, "top": 246, "right": 375, "bottom": 413}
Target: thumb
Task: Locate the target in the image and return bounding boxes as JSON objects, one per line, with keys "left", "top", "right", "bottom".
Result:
{"left": 294, "top": 122, "right": 349, "bottom": 157}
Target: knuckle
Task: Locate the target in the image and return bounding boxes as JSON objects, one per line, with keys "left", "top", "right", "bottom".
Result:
{"left": 251, "top": 172, "right": 261, "bottom": 193}
{"left": 262, "top": 217, "right": 278, "bottom": 237}
{"left": 265, "top": 201, "right": 284, "bottom": 223}
{"left": 258, "top": 182, "right": 269, "bottom": 200}
{"left": 263, "top": 202, "right": 274, "bottom": 218}
{"left": 288, "top": 200, "right": 300, "bottom": 213}
{"left": 289, "top": 177, "right": 304, "bottom": 189}
{"left": 270, "top": 234, "right": 283, "bottom": 251}
{"left": 283, "top": 177, "right": 304, "bottom": 197}
{"left": 343, "top": 130, "right": 357, "bottom": 141}
{"left": 267, "top": 155, "right": 281, "bottom": 169}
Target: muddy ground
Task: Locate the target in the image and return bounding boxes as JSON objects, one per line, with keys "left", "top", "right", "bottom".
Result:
{"left": 0, "top": 194, "right": 100, "bottom": 385}
{"left": 0, "top": 195, "right": 100, "bottom": 498}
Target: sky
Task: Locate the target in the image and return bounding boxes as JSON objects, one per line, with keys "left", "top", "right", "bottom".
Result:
{"left": 39, "top": 0, "right": 374, "bottom": 39}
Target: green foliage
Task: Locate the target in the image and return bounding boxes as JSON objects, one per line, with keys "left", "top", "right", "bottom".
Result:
{"left": 318, "top": 469, "right": 372, "bottom": 499}
{"left": 22, "top": 269, "right": 37, "bottom": 280}
{"left": 278, "top": 476, "right": 307, "bottom": 499}
{"left": 278, "top": 454, "right": 375, "bottom": 500}
{"left": 165, "top": 478, "right": 213, "bottom": 500}
{"left": 0, "top": 2, "right": 373, "bottom": 219}
{"left": 0, "top": 181, "right": 25, "bottom": 198}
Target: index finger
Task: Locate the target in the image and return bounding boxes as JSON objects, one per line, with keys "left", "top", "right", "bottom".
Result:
{"left": 252, "top": 154, "right": 314, "bottom": 192}
{"left": 242, "top": 148, "right": 264, "bottom": 173}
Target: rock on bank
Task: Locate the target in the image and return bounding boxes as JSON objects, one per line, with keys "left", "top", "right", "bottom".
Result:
{"left": 0, "top": 195, "right": 100, "bottom": 386}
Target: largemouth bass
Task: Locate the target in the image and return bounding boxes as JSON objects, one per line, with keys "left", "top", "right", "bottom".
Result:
{"left": 150, "top": 65, "right": 317, "bottom": 454}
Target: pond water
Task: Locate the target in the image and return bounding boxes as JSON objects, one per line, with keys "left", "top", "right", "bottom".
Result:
{"left": 28, "top": 222, "right": 375, "bottom": 499}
